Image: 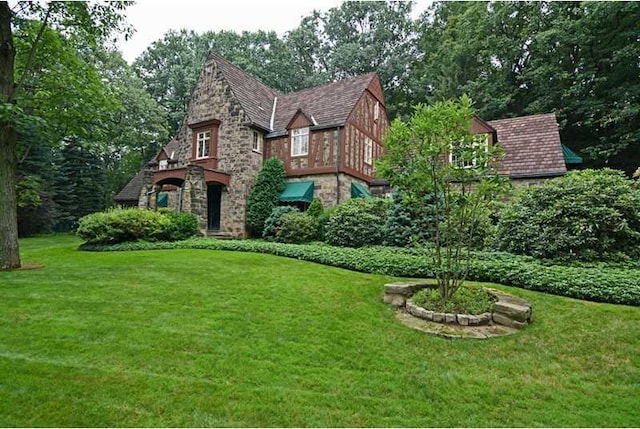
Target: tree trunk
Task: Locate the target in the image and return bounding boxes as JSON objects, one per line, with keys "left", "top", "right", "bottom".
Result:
{"left": 0, "top": 1, "right": 20, "bottom": 270}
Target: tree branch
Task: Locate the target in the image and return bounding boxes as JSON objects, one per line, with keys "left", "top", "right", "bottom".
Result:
{"left": 15, "top": 4, "right": 51, "bottom": 94}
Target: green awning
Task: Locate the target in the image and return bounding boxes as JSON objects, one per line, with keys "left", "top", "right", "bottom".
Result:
{"left": 279, "top": 181, "right": 314, "bottom": 203}
{"left": 157, "top": 193, "right": 168, "bottom": 208}
{"left": 562, "top": 144, "right": 583, "bottom": 164}
{"left": 351, "top": 182, "right": 371, "bottom": 198}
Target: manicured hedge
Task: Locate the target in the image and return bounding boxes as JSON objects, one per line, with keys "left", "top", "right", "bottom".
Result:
{"left": 77, "top": 208, "right": 198, "bottom": 244}
{"left": 80, "top": 238, "right": 640, "bottom": 306}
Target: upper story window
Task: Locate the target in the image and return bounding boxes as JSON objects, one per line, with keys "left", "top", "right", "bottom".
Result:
{"left": 252, "top": 131, "right": 263, "bottom": 153}
{"left": 364, "top": 137, "right": 373, "bottom": 165}
{"left": 159, "top": 159, "right": 168, "bottom": 170}
{"left": 189, "top": 119, "right": 220, "bottom": 162}
{"left": 374, "top": 101, "right": 380, "bottom": 121}
{"left": 449, "top": 135, "right": 489, "bottom": 169}
{"left": 196, "top": 131, "right": 211, "bottom": 159}
{"left": 291, "top": 127, "right": 309, "bottom": 157}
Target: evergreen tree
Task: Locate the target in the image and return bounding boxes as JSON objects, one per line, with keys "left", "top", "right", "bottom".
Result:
{"left": 246, "top": 158, "right": 286, "bottom": 237}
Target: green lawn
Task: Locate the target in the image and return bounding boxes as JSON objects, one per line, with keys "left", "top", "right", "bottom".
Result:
{"left": 1, "top": 235, "right": 639, "bottom": 427}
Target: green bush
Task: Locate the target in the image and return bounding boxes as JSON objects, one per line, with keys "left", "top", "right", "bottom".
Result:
{"left": 262, "top": 206, "right": 300, "bottom": 240}
{"left": 382, "top": 192, "right": 434, "bottom": 247}
{"left": 325, "top": 198, "right": 391, "bottom": 247}
{"left": 81, "top": 238, "right": 640, "bottom": 306}
{"left": 77, "top": 208, "right": 197, "bottom": 244}
{"left": 306, "top": 198, "right": 324, "bottom": 218}
{"left": 159, "top": 211, "right": 199, "bottom": 241}
{"left": 276, "top": 212, "right": 318, "bottom": 244}
{"left": 246, "top": 158, "right": 287, "bottom": 237}
{"left": 495, "top": 169, "right": 640, "bottom": 260}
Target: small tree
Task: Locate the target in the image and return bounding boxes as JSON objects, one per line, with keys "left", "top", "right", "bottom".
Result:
{"left": 377, "top": 96, "right": 507, "bottom": 300}
{"left": 246, "top": 157, "right": 286, "bottom": 237}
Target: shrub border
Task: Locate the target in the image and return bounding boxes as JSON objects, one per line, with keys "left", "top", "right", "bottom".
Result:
{"left": 79, "top": 238, "right": 640, "bottom": 306}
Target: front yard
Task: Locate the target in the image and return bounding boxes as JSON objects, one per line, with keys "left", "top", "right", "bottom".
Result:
{"left": 1, "top": 235, "right": 638, "bottom": 427}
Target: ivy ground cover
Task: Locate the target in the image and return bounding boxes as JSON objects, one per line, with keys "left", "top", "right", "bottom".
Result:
{"left": 1, "top": 235, "right": 638, "bottom": 427}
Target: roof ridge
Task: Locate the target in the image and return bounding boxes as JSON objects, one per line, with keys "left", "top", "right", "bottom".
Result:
{"left": 488, "top": 112, "right": 557, "bottom": 123}
{"left": 208, "top": 51, "right": 281, "bottom": 97}
{"left": 281, "top": 72, "right": 376, "bottom": 99}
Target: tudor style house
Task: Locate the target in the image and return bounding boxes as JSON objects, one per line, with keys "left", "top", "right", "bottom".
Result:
{"left": 116, "top": 52, "right": 581, "bottom": 238}
{"left": 116, "top": 52, "right": 389, "bottom": 238}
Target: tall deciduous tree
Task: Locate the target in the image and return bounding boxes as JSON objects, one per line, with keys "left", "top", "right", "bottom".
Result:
{"left": 0, "top": 1, "right": 130, "bottom": 269}
{"left": 285, "top": 1, "right": 417, "bottom": 119}
{"left": 412, "top": 1, "right": 640, "bottom": 171}
{"left": 378, "top": 96, "right": 507, "bottom": 299}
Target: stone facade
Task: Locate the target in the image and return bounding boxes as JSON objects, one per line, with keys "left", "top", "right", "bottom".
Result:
{"left": 285, "top": 173, "right": 370, "bottom": 208}
{"left": 139, "top": 57, "right": 264, "bottom": 238}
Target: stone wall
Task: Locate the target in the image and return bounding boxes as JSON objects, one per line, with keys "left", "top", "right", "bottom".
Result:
{"left": 285, "top": 173, "right": 371, "bottom": 208}
{"left": 383, "top": 282, "right": 533, "bottom": 330}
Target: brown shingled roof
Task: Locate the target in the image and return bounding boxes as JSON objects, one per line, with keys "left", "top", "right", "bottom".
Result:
{"left": 489, "top": 113, "right": 567, "bottom": 178}
{"left": 210, "top": 52, "right": 280, "bottom": 131}
{"left": 114, "top": 170, "right": 144, "bottom": 203}
{"left": 272, "top": 73, "right": 378, "bottom": 132}
{"left": 158, "top": 139, "right": 180, "bottom": 160}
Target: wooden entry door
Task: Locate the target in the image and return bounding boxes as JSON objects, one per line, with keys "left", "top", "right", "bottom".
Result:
{"left": 207, "top": 184, "right": 222, "bottom": 230}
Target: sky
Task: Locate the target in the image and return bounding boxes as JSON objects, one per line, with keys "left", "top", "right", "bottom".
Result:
{"left": 117, "top": 0, "right": 430, "bottom": 63}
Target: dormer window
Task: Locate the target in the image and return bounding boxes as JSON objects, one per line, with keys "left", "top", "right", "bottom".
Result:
{"left": 197, "top": 131, "right": 211, "bottom": 159}
{"left": 252, "top": 131, "right": 263, "bottom": 153}
{"left": 291, "top": 127, "right": 309, "bottom": 157}
{"left": 159, "top": 159, "right": 168, "bottom": 170}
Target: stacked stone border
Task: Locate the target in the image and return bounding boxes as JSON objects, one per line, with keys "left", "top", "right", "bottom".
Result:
{"left": 384, "top": 281, "right": 533, "bottom": 330}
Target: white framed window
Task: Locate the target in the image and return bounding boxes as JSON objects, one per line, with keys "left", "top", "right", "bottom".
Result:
{"left": 449, "top": 135, "right": 489, "bottom": 169}
{"left": 197, "top": 130, "right": 211, "bottom": 159}
{"left": 252, "top": 131, "right": 263, "bottom": 153}
{"left": 159, "top": 159, "right": 168, "bottom": 170}
{"left": 291, "top": 127, "right": 309, "bottom": 157}
{"left": 374, "top": 101, "right": 380, "bottom": 121}
{"left": 364, "top": 137, "right": 373, "bottom": 165}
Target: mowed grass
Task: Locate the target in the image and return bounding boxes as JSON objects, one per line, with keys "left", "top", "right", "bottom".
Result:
{"left": 1, "top": 235, "right": 639, "bottom": 427}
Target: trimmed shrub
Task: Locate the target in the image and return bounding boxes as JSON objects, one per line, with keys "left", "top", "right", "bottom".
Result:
{"left": 316, "top": 206, "right": 337, "bottom": 242}
{"left": 262, "top": 206, "right": 300, "bottom": 240}
{"left": 495, "top": 169, "right": 640, "bottom": 260}
{"left": 159, "top": 211, "right": 199, "bottom": 241}
{"left": 77, "top": 208, "right": 197, "bottom": 244}
{"left": 306, "top": 198, "right": 324, "bottom": 218}
{"left": 246, "top": 158, "right": 286, "bottom": 237}
{"left": 276, "top": 212, "right": 318, "bottom": 244}
{"left": 325, "top": 198, "right": 391, "bottom": 247}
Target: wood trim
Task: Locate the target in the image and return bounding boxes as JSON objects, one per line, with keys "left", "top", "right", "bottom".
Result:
{"left": 188, "top": 119, "right": 221, "bottom": 129}
{"left": 341, "top": 165, "right": 373, "bottom": 183}
{"left": 339, "top": 127, "right": 346, "bottom": 171}
{"left": 285, "top": 166, "right": 336, "bottom": 176}
{"left": 190, "top": 122, "right": 220, "bottom": 164}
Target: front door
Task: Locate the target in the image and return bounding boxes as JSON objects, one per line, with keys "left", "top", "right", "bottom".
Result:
{"left": 207, "top": 184, "right": 222, "bottom": 230}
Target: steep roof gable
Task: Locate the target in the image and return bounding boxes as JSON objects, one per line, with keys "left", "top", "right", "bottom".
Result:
{"left": 209, "top": 52, "right": 281, "bottom": 131}
{"left": 272, "top": 72, "right": 379, "bottom": 132}
{"left": 488, "top": 113, "right": 567, "bottom": 178}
